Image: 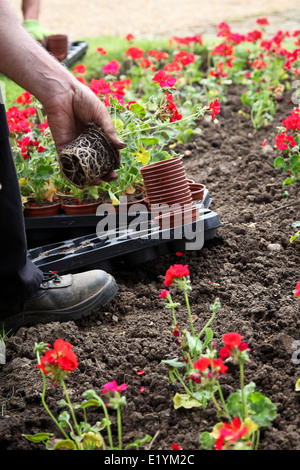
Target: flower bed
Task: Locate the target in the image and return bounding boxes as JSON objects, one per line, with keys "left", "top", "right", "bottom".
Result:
{"left": 0, "top": 19, "right": 300, "bottom": 451}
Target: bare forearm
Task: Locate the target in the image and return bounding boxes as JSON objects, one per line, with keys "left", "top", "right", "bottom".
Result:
{"left": 0, "top": 0, "right": 76, "bottom": 105}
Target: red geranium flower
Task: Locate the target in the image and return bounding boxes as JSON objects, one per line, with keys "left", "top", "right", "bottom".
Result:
{"left": 152, "top": 70, "right": 176, "bottom": 88}
{"left": 125, "top": 33, "right": 135, "bottom": 42}
{"left": 15, "top": 90, "right": 32, "bottom": 105}
{"left": 275, "top": 133, "right": 297, "bottom": 150}
{"left": 73, "top": 64, "right": 87, "bottom": 74}
{"left": 256, "top": 17, "right": 269, "bottom": 26}
{"left": 102, "top": 60, "right": 120, "bottom": 75}
{"left": 102, "top": 380, "right": 127, "bottom": 394}
{"left": 215, "top": 417, "right": 249, "bottom": 450}
{"left": 164, "top": 264, "right": 190, "bottom": 286}
{"left": 125, "top": 46, "right": 144, "bottom": 60}
{"left": 209, "top": 98, "right": 221, "bottom": 120}
{"left": 174, "top": 50, "right": 195, "bottom": 66}
{"left": 219, "top": 332, "right": 249, "bottom": 359}
{"left": 96, "top": 46, "right": 107, "bottom": 55}
{"left": 171, "top": 443, "right": 182, "bottom": 450}
{"left": 37, "top": 339, "right": 78, "bottom": 384}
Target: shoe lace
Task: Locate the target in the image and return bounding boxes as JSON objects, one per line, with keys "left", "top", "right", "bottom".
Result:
{"left": 42, "top": 271, "right": 61, "bottom": 282}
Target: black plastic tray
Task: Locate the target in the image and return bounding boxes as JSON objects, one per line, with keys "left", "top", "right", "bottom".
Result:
{"left": 25, "top": 189, "right": 212, "bottom": 248}
{"left": 62, "top": 41, "right": 88, "bottom": 68}
{"left": 28, "top": 209, "right": 221, "bottom": 274}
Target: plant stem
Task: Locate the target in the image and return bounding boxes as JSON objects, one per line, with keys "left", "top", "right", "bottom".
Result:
{"left": 209, "top": 391, "right": 223, "bottom": 415}
{"left": 36, "top": 352, "right": 69, "bottom": 442}
{"left": 183, "top": 288, "right": 194, "bottom": 336}
{"left": 61, "top": 379, "right": 82, "bottom": 438}
{"left": 240, "top": 363, "right": 248, "bottom": 419}
{"left": 117, "top": 407, "right": 122, "bottom": 450}
{"left": 216, "top": 381, "right": 231, "bottom": 419}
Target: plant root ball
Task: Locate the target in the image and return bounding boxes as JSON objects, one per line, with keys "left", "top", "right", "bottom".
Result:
{"left": 58, "top": 124, "right": 120, "bottom": 187}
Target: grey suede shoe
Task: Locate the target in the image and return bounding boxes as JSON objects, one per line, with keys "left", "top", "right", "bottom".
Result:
{"left": 1, "top": 270, "right": 117, "bottom": 333}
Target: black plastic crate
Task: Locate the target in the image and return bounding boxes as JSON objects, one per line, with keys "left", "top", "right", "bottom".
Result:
{"left": 28, "top": 208, "right": 221, "bottom": 274}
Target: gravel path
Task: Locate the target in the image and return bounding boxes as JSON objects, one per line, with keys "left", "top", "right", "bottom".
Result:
{"left": 10, "top": 0, "right": 300, "bottom": 40}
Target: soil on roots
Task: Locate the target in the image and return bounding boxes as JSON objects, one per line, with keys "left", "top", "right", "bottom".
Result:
{"left": 1, "top": 84, "right": 300, "bottom": 451}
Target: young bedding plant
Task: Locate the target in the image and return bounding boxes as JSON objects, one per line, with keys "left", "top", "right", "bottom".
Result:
{"left": 159, "top": 264, "right": 277, "bottom": 451}
{"left": 24, "top": 340, "right": 152, "bottom": 450}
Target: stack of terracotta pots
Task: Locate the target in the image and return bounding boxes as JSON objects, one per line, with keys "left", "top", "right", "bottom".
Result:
{"left": 46, "top": 35, "right": 69, "bottom": 62}
{"left": 140, "top": 157, "right": 200, "bottom": 228}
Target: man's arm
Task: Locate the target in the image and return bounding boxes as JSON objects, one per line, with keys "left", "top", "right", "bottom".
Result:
{"left": 0, "top": 0, "right": 124, "bottom": 158}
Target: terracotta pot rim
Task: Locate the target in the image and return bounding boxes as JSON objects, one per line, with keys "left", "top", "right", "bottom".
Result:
{"left": 142, "top": 170, "right": 187, "bottom": 184}
{"left": 148, "top": 197, "right": 193, "bottom": 206}
{"left": 189, "top": 183, "right": 206, "bottom": 190}
{"left": 146, "top": 182, "right": 190, "bottom": 196}
{"left": 140, "top": 157, "right": 182, "bottom": 172}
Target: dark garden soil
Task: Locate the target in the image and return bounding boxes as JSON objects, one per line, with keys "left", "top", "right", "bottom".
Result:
{"left": 1, "top": 84, "right": 300, "bottom": 452}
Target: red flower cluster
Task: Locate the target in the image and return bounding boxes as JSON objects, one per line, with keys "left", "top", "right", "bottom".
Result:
{"left": 148, "top": 49, "right": 169, "bottom": 62}
{"left": 174, "top": 50, "right": 195, "bottom": 66}
{"left": 211, "top": 42, "right": 234, "bottom": 57}
{"left": 102, "top": 380, "right": 127, "bottom": 394}
{"left": 159, "top": 289, "right": 169, "bottom": 299}
{"left": 170, "top": 35, "right": 203, "bottom": 47}
{"left": 125, "top": 46, "right": 145, "bottom": 60}
{"left": 164, "top": 264, "right": 190, "bottom": 286}
{"left": 294, "top": 280, "right": 300, "bottom": 298}
{"left": 73, "top": 64, "right": 87, "bottom": 75}
{"left": 275, "top": 133, "right": 297, "bottom": 150}
{"left": 188, "top": 356, "right": 228, "bottom": 384}
{"left": 15, "top": 91, "right": 32, "bottom": 105}
{"left": 6, "top": 105, "right": 36, "bottom": 134}
{"left": 215, "top": 417, "right": 249, "bottom": 450}
{"left": 152, "top": 70, "right": 176, "bottom": 88}
{"left": 102, "top": 60, "right": 120, "bottom": 75}
{"left": 96, "top": 46, "right": 107, "bottom": 55}
{"left": 209, "top": 98, "right": 221, "bottom": 120}
{"left": 157, "top": 92, "right": 182, "bottom": 122}
{"left": 37, "top": 339, "right": 78, "bottom": 384}
{"left": 219, "top": 332, "right": 249, "bottom": 359}
{"left": 256, "top": 17, "right": 269, "bottom": 26}
{"left": 17, "top": 136, "right": 45, "bottom": 159}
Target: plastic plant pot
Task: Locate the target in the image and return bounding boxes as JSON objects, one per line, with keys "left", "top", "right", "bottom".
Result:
{"left": 189, "top": 183, "right": 206, "bottom": 201}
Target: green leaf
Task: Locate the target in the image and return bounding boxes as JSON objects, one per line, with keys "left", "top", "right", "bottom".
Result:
{"left": 161, "top": 358, "right": 186, "bottom": 368}
{"left": 295, "top": 378, "right": 300, "bottom": 391}
{"left": 247, "top": 392, "right": 277, "bottom": 427}
{"left": 186, "top": 331, "right": 204, "bottom": 355}
{"left": 141, "top": 136, "right": 160, "bottom": 146}
{"left": 282, "top": 177, "right": 294, "bottom": 186}
{"left": 274, "top": 156, "right": 286, "bottom": 169}
{"left": 204, "top": 328, "right": 214, "bottom": 348}
{"left": 125, "top": 434, "right": 153, "bottom": 450}
{"left": 129, "top": 102, "right": 146, "bottom": 119}
{"left": 199, "top": 431, "right": 215, "bottom": 450}
{"left": 58, "top": 411, "right": 71, "bottom": 427}
{"left": 23, "top": 432, "right": 54, "bottom": 443}
{"left": 173, "top": 393, "right": 203, "bottom": 409}
{"left": 53, "top": 439, "right": 77, "bottom": 450}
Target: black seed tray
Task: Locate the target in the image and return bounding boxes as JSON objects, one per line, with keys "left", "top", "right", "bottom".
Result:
{"left": 25, "top": 189, "right": 212, "bottom": 248}
{"left": 28, "top": 209, "right": 221, "bottom": 274}
{"left": 62, "top": 41, "right": 88, "bottom": 68}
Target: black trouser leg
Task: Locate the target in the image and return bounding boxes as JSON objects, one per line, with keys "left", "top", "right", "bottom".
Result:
{"left": 0, "top": 94, "right": 43, "bottom": 313}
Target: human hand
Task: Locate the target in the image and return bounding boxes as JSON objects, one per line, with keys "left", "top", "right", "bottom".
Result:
{"left": 44, "top": 80, "right": 125, "bottom": 184}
